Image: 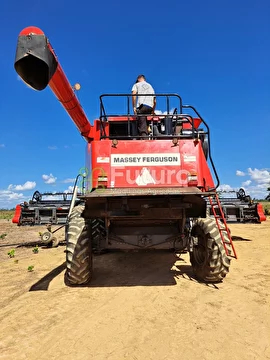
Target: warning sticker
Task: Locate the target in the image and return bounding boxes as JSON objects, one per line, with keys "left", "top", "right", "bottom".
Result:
{"left": 183, "top": 155, "right": 196, "bottom": 162}
{"left": 135, "top": 168, "right": 156, "bottom": 186}
{"left": 97, "top": 156, "right": 110, "bottom": 163}
{"left": 111, "top": 153, "right": 180, "bottom": 167}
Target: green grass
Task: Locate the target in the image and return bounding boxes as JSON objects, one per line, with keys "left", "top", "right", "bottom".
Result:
{"left": 0, "top": 210, "right": 14, "bottom": 220}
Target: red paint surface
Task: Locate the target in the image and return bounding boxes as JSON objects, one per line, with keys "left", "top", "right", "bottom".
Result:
{"left": 256, "top": 203, "right": 267, "bottom": 222}
{"left": 12, "top": 205, "right": 21, "bottom": 223}
{"left": 89, "top": 139, "right": 214, "bottom": 189}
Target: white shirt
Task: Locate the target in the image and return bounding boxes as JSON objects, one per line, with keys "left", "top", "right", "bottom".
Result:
{"left": 132, "top": 81, "right": 155, "bottom": 108}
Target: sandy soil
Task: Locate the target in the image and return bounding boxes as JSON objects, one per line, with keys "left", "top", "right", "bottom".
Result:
{"left": 0, "top": 218, "right": 269, "bottom": 360}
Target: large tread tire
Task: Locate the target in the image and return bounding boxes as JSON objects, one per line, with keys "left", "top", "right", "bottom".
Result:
{"left": 91, "top": 218, "right": 106, "bottom": 251}
{"left": 190, "top": 217, "right": 231, "bottom": 283}
{"left": 65, "top": 204, "right": 92, "bottom": 286}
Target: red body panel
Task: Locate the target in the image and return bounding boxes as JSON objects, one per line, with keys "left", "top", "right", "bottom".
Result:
{"left": 256, "top": 203, "right": 266, "bottom": 222}
{"left": 19, "top": 27, "right": 44, "bottom": 36}
{"left": 12, "top": 205, "right": 21, "bottom": 223}
{"left": 87, "top": 139, "right": 215, "bottom": 190}
{"left": 182, "top": 118, "right": 201, "bottom": 129}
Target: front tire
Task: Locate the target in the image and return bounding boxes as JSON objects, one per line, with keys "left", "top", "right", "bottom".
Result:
{"left": 65, "top": 204, "right": 92, "bottom": 285}
{"left": 190, "top": 217, "right": 231, "bottom": 282}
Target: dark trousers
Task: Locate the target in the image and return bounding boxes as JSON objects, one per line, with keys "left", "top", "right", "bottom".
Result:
{"left": 137, "top": 105, "right": 153, "bottom": 136}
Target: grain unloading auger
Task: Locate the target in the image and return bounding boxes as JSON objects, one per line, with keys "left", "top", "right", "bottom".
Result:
{"left": 15, "top": 26, "right": 237, "bottom": 286}
{"left": 15, "top": 26, "right": 93, "bottom": 141}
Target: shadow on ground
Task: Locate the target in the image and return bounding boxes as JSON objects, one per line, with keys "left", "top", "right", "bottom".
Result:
{"left": 231, "top": 236, "right": 253, "bottom": 241}
{"left": 29, "top": 251, "right": 220, "bottom": 291}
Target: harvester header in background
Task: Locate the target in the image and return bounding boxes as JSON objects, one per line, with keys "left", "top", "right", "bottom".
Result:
{"left": 14, "top": 26, "right": 93, "bottom": 141}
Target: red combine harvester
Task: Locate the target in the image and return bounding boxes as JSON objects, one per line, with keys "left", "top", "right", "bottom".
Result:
{"left": 14, "top": 26, "right": 237, "bottom": 285}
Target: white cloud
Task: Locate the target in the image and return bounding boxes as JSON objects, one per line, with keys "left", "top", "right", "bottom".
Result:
{"left": 0, "top": 189, "right": 27, "bottom": 209}
{"left": 217, "top": 184, "right": 235, "bottom": 192}
{"left": 242, "top": 180, "right": 251, "bottom": 187}
{"left": 155, "top": 108, "right": 176, "bottom": 116}
{"left": 0, "top": 144, "right": 5, "bottom": 148}
{"left": 217, "top": 181, "right": 267, "bottom": 199}
{"left": 62, "top": 178, "right": 76, "bottom": 184}
{"left": 242, "top": 185, "right": 266, "bottom": 200}
{"left": 247, "top": 168, "right": 270, "bottom": 183}
{"left": 226, "top": 168, "right": 270, "bottom": 199}
{"left": 8, "top": 192, "right": 24, "bottom": 200}
{"left": 154, "top": 110, "right": 165, "bottom": 115}
{"left": 48, "top": 146, "right": 58, "bottom": 150}
{"left": 42, "top": 173, "right": 57, "bottom": 184}
{"left": 236, "top": 170, "right": 245, "bottom": 176}
{"left": 257, "top": 183, "right": 268, "bottom": 189}
{"left": 8, "top": 181, "right": 36, "bottom": 191}
{"left": 0, "top": 190, "right": 24, "bottom": 200}
{"left": 64, "top": 186, "right": 74, "bottom": 193}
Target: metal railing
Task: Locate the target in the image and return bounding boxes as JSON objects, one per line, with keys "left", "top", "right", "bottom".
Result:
{"left": 98, "top": 93, "right": 219, "bottom": 190}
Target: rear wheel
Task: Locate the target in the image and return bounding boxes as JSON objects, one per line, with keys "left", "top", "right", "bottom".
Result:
{"left": 65, "top": 204, "right": 92, "bottom": 286}
{"left": 190, "top": 217, "right": 231, "bottom": 282}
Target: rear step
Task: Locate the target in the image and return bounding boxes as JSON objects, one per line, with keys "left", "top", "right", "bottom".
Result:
{"left": 82, "top": 187, "right": 215, "bottom": 198}
{"left": 208, "top": 193, "right": 237, "bottom": 259}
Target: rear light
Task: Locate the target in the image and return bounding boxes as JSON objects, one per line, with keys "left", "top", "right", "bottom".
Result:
{"left": 187, "top": 173, "right": 198, "bottom": 186}
{"left": 97, "top": 176, "right": 108, "bottom": 188}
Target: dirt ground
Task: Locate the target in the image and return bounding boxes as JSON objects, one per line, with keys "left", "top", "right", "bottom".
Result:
{"left": 0, "top": 218, "right": 269, "bottom": 360}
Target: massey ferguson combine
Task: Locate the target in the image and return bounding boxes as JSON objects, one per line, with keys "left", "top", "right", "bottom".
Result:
{"left": 14, "top": 26, "right": 237, "bottom": 285}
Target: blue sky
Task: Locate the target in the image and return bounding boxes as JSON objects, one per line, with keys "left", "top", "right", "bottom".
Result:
{"left": 0, "top": 0, "right": 269, "bottom": 208}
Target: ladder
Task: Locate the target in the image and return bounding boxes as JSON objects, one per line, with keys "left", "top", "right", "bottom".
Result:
{"left": 208, "top": 193, "right": 237, "bottom": 259}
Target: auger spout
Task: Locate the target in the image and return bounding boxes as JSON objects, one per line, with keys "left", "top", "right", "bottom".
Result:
{"left": 14, "top": 26, "right": 93, "bottom": 141}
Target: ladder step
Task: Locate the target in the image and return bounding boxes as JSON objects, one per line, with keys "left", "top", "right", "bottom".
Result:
{"left": 208, "top": 194, "right": 238, "bottom": 259}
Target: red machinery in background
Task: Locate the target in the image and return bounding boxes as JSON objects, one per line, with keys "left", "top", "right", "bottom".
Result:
{"left": 208, "top": 188, "right": 266, "bottom": 223}
{"left": 12, "top": 191, "right": 73, "bottom": 226}
{"left": 14, "top": 26, "right": 237, "bottom": 286}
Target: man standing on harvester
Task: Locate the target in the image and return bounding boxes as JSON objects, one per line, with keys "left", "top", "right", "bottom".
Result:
{"left": 132, "top": 75, "right": 156, "bottom": 137}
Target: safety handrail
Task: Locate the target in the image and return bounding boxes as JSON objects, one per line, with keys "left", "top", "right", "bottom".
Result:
{"left": 182, "top": 104, "right": 219, "bottom": 190}
{"left": 99, "top": 94, "right": 219, "bottom": 190}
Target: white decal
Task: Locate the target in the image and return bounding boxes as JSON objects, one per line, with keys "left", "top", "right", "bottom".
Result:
{"left": 183, "top": 155, "right": 196, "bottom": 162}
{"left": 111, "top": 153, "right": 180, "bottom": 166}
{"left": 136, "top": 168, "right": 156, "bottom": 186}
{"left": 97, "top": 156, "right": 110, "bottom": 163}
